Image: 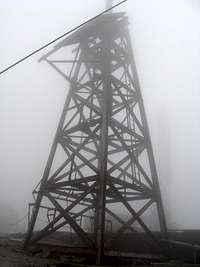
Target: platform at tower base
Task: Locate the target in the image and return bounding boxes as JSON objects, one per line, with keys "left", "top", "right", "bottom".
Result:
{"left": 2, "top": 231, "right": 200, "bottom": 265}
{"left": 20, "top": 230, "right": 200, "bottom": 263}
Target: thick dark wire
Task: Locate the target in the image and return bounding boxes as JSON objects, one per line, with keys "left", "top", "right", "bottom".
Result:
{"left": 0, "top": 0, "right": 128, "bottom": 76}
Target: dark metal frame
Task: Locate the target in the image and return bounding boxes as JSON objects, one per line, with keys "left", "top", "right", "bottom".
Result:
{"left": 25, "top": 11, "right": 167, "bottom": 265}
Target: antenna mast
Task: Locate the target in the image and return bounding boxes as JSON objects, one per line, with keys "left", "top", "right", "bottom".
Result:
{"left": 106, "top": 0, "right": 114, "bottom": 10}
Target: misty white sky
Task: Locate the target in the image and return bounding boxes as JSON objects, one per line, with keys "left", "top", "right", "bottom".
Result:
{"left": 1, "top": 0, "right": 200, "bottom": 233}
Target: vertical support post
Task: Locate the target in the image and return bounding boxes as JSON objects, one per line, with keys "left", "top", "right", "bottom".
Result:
{"left": 28, "top": 204, "right": 31, "bottom": 230}
{"left": 96, "top": 32, "right": 112, "bottom": 265}
{"left": 106, "top": 0, "right": 114, "bottom": 10}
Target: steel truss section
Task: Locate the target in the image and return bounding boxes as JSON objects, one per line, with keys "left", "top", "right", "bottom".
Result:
{"left": 25, "top": 11, "right": 167, "bottom": 265}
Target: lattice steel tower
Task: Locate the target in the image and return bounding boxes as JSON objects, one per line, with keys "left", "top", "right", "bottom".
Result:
{"left": 25, "top": 1, "right": 167, "bottom": 264}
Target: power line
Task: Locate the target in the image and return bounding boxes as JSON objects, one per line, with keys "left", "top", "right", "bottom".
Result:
{"left": 0, "top": 0, "right": 128, "bottom": 76}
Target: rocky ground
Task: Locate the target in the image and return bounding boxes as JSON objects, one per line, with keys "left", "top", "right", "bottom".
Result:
{"left": 0, "top": 238, "right": 59, "bottom": 267}
{"left": 0, "top": 235, "right": 200, "bottom": 267}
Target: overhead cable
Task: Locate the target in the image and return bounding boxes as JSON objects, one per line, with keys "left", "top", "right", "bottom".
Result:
{"left": 0, "top": 0, "right": 128, "bottom": 76}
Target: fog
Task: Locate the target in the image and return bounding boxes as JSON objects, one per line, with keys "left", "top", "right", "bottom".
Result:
{"left": 0, "top": 0, "right": 200, "bottom": 233}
